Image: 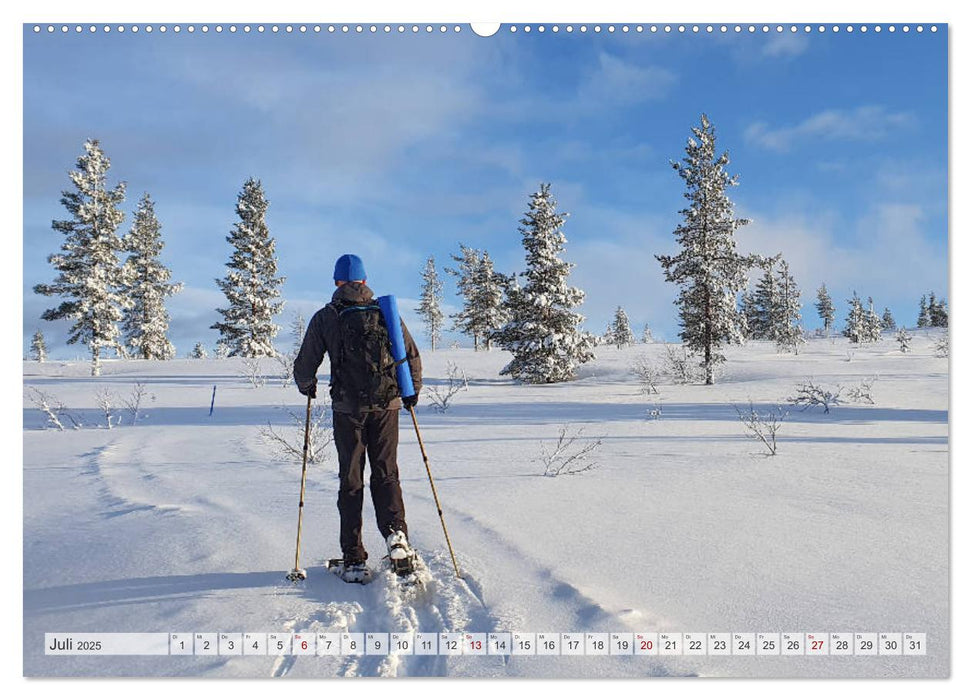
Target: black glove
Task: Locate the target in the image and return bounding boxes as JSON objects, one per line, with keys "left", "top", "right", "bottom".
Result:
{"left": 299, "top": 381, "right": 317, "bottom": 399}
{"left": 402, "top": 394, "right": 418, "bottom": 409}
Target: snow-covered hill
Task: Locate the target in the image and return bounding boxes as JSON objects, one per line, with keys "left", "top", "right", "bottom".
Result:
{"left": 22, "top": 332, "right": 949, "bottom": 677}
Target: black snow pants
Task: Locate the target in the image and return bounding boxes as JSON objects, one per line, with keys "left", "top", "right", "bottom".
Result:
{"left": 333, "top": 409, "right": 408, "bottom": 562}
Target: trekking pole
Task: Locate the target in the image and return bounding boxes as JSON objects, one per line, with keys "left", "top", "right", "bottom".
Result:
{"left": 408, "top": 405, "right": 461, "bottom": 578}
{"left": 286, "top": 394, "right": 313, "bottom": 582}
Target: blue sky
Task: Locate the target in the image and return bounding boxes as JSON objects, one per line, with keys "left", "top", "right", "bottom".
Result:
{"left": 23, "top": 25, "right": 947, "bottom": 358}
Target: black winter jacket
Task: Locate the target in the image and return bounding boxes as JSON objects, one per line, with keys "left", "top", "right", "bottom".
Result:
{"left": 293, "top": 282, "right": 422, "bottom": 413}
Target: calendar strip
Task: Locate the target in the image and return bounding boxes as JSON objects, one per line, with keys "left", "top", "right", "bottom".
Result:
{"left": 45, "top": 632, "right": 928, "bottom": 656}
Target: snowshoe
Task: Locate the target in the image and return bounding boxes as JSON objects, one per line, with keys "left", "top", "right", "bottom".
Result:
{"left": 285, "top": 567, "right": 307, "bottom": 582}
{"left": 327, "top": 558, "right": 373, "bottom": 585}
{"left": 385, "top": 530, "right": 417, "bottom": 576}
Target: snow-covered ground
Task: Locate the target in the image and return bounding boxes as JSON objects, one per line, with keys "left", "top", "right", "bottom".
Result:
{"left": 22, "top": 332, "right": 949, "bottom": 678}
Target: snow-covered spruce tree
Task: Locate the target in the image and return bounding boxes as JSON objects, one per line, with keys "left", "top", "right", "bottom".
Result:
{"left": 895, "top": 327, "right": 912, "bottom": 353}
{"left": 416, "top": 255, "right": 445, "bottom": 351}
{"left": 446, "top": 246, "right": 480, "bottom": 349}
{"left": 30, "top": 330, "right": 48, "bottom": 362}
{"left": 495, "top": 183, "right": 594, "bottom": 383}
{"left": 214, "top": 339, "right": 231, "bottom": 358}
{"left": 815, "top": 283, "right": 836, "bottom": 335}
{"left": 752, "top": 259, "right": 781, "bottom": 342}
{"left": 473, "top": 251, "right": 509, "bottom": 351}
{"left": 843, "top": 292, "right": 866, "bottom": 344}
{"left": 881, "top": 307, "right": 896, "bottom": 331}
{"left": 611, "top": 306, "right": 635, "bottom": 348}
{"left": 739, "top": 289, "right": 759, "bottom": 340}
{"left": 120, "top": 194, "right": 182, "bottom": 360}
{"left": 775, "top": 260, "right": 804, "bottom": 354}
{"left": 928, "top": 293, "right": 948, "bottom": 327}
{"left": 211, "top": 179, "right": 285, "bottom": 357}
{"left": 33, "top": 139, "right": 128, "bottom": 377}
{"left": 600, "top": 321, "right": 614, "bottom": 347}
{"left": 641, "top": 323, "right": 654, "bottom": 344}
{"left": 917, "top": 294, "right": 930, "bottom": 328}
{"left": 656, "top": 115, "right": 756, "bottom": 384}
{"left": 190, "top": 342, "right": 208, "bottom": 359}
{"left": 864, "top": 297, "right": 883, "bottom": 343}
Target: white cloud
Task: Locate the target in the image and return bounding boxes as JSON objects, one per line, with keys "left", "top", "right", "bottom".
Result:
{"left": 578, "top": 52, "right": 677, "bottom": 105}
{"left": 745, "top": 106, "right": 916, "bottom": 152}
{"left": 762, "top": 33, "right": 810, "bottom": 59}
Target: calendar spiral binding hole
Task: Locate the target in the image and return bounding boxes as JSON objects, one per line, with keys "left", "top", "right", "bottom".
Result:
{"left": 31, "top": 24, "right": 938, "bottom": 35}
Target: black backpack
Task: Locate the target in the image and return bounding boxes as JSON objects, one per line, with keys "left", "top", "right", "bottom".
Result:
{"left": 333, "top": 302, "right": 401, "bottom": 406}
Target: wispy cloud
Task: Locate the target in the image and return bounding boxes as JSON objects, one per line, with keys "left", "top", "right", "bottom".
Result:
{"left": 578, "top": 52, "right": 677, "bottom": 105}
{"left": 762, "top": 33, "right": 810, "bottom": 59}
{"left": 745, "top": 106, "right": 916, "bottom": 151}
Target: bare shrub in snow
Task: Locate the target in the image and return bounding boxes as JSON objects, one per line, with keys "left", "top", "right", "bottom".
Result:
{"left": 274, "top": 350, "right": 296, "bottom": 388}
{"left": 735, "top": 402, "right": 786, "bottom": 456}
{"left": 664, "top": 344, "right": 703, "bottom": 384}
{"left": 242, "top": 357, "right": 266, "bottom": 388}
{"left": 630, "top": 354, "right": 661, "bottom": 394}
{"left": 787, "top": 380, "right": 842, "bottom": 414}
{"left": 26, "top": 387, "right": 81, "bottom": 430}
{"left": 261, "top": 400, "right": 333, "bottom": 465}
{"left": 845, "top": 376, "right": 877, "bottom": 405}
{"left": 895, "top": 328, "right": 913, "bottom": 353}
{"left": 934, "top": 335, "right": 949, "bottom": 358}
{"left": 122, "top": 382, "right": 150, "bottom": 425}
{"left": 539, "top": 425, "right": 603, "bottom": 477}
{"left": 96, "top": 387, "right": 118, "bottom": 429}
{"left": 426, "top": 361, "right": 469, "bottom": 413}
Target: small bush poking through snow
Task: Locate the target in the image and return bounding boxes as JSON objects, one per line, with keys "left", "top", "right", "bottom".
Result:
{"left": 934, "top": 335, "right": 949, "bottom": 358}
{"left": 242, "top": 357, "right": 266, "bottom": 388}
{"left": 26, "top": 387, "right": 81, "bottom": 431}
{"left": 539, "top": 425, "right": 603, "bottom": 477}
{"left": 426, "top": 361, "right": 469, "bottom": 413}
{"left": 845, "top": 376, "right": 878, "bottom": 405}
{"left": 630, "top": 354, "right": 661, "bottom": 394}
{"left": 95, "top": 387, "right": 118, "bottom": 429}
{"left": 664, "top": 344, "right": 703, "bottom": 384}
{"left": 122, "top": 382, "right": 150, "bottom": 426}
{"left": 787, "top": 379, "right": 843, "bottom": 414}
{"left": 735, "top": 402, "right": 787, "bottom": 456}
{"left": 261, "top": 400, "right": 333, "bottom": 464}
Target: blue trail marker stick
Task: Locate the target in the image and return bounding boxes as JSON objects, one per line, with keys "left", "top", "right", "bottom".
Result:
{"left": 209, "top": 385, "right": 216, "bottom": 416}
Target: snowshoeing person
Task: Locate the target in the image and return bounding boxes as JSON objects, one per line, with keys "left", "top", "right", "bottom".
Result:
{"left": 293, "top": 254, "right": 422, "bottom": 584}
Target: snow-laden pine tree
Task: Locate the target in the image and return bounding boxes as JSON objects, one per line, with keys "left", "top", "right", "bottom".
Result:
{"left": 473, "top": 251, "right": 509, "bottom": 351}
{"left": 120, "top": 194, "right": 182, "bottom": 360}
{"left": 863, "top": 297, "right": 883, "bottom": 343}
{"left": 752, "top": 261, "right": 780, "bottom": 341}
{"left": 611, "top": 306, "right": 635, "bottom": 348}
{"left": 843, "top": 292, "right": 866, "bottom": 344}
{"left": 642, "top": 323, "right": 654, "bottom": 344}
{"left": 446, "top": 246, "right": 481, "bottom": 349}
{"left": 495, "top": 183, "right": 594, "bottom": 383}
{"left": 881, "top": 307, "right": 896, "bottom": 331}
{"left": 33, "top": 139, "right": 128, "bottom": 376}
{"left": 815, "top": 283, "right": 836, "bottom": 335}
{"left": 928, "top": 293, "right": 948, "bottom": 327}
{"left": 211, "top": 179, "right": 285, "bottom": 357}
{"left": 214, "top": 340, "right": 231, "bottom": 358}
{"left": 30, "top": 330, "right": 48, "bottom": 362}
{"left": 740, "top": 289, "right": 759, "bottom": 340}
{"left": 600, "top": 321, "right": 614, "bottom": 347}
{"left": 416, "top": 255, "right": 445, "bottom": 350}
{"left": 446, "top": 247, "right": 509, "bottom": 351}
{"left": 190, "top": 342, "right": 208, "bottom": 359}
{"left": 656, "top": 115, "right": 755, "bottom": 385}
{"left": 774, "top": 260, "right": 804, "bottom": 354}
{"left": 917, "top": 294, "right": 930, "bottom": 328}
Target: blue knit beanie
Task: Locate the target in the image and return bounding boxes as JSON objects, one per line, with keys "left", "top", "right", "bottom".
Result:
{"left": 334, "top": 254, "right": 367, "bottom": 282}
